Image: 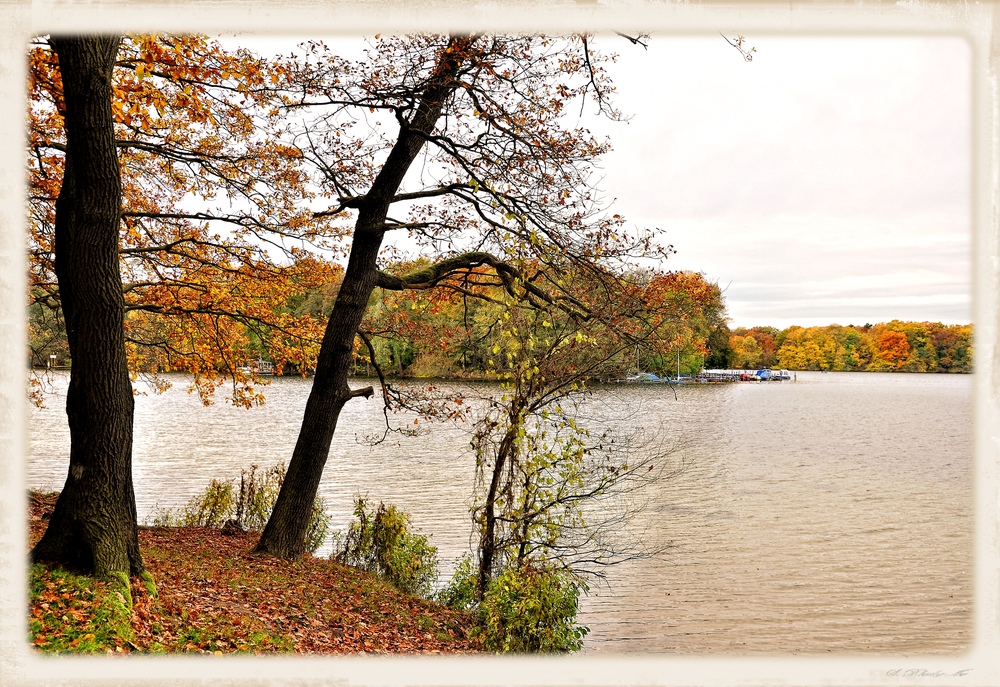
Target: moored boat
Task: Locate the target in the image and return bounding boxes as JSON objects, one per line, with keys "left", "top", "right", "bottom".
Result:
{"left": 238, "top": 358, "right": 275, "bottom": 376}
{"left": 620, "top": 372, "right": 673, "bottom": 384}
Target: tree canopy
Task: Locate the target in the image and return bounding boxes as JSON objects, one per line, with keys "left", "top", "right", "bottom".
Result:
{"left": 28, "top": 34, "right": 338, "bottom": 405}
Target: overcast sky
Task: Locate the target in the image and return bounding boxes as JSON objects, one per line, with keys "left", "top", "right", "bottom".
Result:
{"left": 585, "top": 33, "right": 971, "bottom": 329}
{"left": 236, "top": 33, "right": 972, "bottom": 330}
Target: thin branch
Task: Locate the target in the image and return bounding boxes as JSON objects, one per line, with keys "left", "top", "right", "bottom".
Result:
{"left": 580, "top": 35, "right": 614, "bottom": 118}
{"left": 32, "top": 146, "right": 49, "bottom": 178}
{"left": 720, "top": 33, "right": 756, "bottom": 62}
{"left": 615, "top": 32, "right": 650, "bottom": 49}
{"left": 119, "top": 235, "right": 244, "bottom": 255}
{"left": 355, "top": 329, "right": 396, "bottom": 445}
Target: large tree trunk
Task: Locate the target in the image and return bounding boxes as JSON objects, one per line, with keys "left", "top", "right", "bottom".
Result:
{"left": 31, "top": 35, "right": 145, "bottom": 578}
{"left": 255, "top": 35, "right": 479, "bottom": 559}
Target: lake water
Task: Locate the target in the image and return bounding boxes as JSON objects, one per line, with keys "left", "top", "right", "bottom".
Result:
{"left": 26, "top": 370, "right": 973, "bottom": 654}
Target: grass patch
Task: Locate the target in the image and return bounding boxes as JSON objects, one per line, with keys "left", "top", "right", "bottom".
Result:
{"left": 29, "top": 564, "right": 132, "bottom": 653}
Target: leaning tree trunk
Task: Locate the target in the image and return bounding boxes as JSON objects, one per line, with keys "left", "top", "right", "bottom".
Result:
{"left": 255, "top": 35, "right": 479, "bottom": 559}
{"left": 31, "top": 35, "right": 145, "bottom": 578}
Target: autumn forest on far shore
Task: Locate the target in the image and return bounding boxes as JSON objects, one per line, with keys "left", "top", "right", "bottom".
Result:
{"left": 30, "top": 274, "right": 973, "bottom": 385}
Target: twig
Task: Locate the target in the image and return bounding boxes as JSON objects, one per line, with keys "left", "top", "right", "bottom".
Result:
{"left": 720, "top": 32, "right": 756, "bottom": 62}
{"left": 615, "top": 32, "right": 649, "bottom": 49}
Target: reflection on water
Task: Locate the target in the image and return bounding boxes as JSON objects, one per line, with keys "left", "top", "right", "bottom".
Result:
{"left": 27, "top": 371, "right": 972, "bottom": 653}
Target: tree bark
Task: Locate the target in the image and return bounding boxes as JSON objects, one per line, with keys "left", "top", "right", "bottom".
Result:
{"left": 31, "top": 35, "right": 145, "bottom": 577}
{"left": 255, "top": 35, "right": 480, "bottom": 559}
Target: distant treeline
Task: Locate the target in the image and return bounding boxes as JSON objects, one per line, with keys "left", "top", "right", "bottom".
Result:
{"left": 29, "top": 265, "right": 972, "bottom": 378}
{"left": 726, "top": 322, "right": 972, "bottom": 373}
{"left": 29, "top": 267, "right": 733, "bottom": 382}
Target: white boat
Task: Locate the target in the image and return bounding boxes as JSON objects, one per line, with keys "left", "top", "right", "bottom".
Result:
{"left": 238, "top": 358, "right": 275, "bottom": 376}
{"left": 620, "top": 372, "right": 678, "bottom": 384}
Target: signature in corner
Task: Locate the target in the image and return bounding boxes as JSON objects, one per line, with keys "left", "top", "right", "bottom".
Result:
{"left": 886, "top": 668, "right": 973, "bottom": 678}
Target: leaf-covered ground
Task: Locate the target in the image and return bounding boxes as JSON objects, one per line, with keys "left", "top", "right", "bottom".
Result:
{"left": 28, "top": 492, "right": 481, "bottom": 655}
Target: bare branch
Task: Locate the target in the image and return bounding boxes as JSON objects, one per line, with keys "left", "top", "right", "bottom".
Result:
{"left": 356, "top": 329, "right": 390, "bottom": 406}
{"left": 615, "top": 32, "right": 649, "bottom": 49}
{"left": 720, "top": 32, "right": 756, "bottom": 62}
